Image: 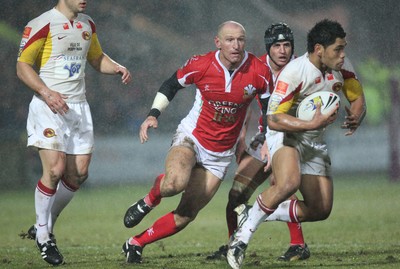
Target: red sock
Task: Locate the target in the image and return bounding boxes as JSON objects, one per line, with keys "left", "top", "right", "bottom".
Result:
{"left": 129, "top": 211, "right": 178, "bottom": 247}
{"left": 226, "top": 203, "right": 237, "bottom": 238}
{"left": 287, "top": 199, "right": 305, "bottom": 246}
{"left": 287, "top": 222, "right": 305, "bottom": 246}
{"left": 144, "top": 174, "right": 164, "bottom": 207}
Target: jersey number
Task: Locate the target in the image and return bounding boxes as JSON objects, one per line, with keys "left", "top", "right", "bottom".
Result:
{"left": 213, "top": 111, "right": 236, "bottom": 123}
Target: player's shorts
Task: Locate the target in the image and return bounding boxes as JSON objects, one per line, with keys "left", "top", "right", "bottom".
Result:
{"left": 266, "top": 128, "right": 331, "bottom": 176}
{"left": 26, "top": 95, "right": 94, "bottom": 154}
{"left": 246, "top": 131, "right": 267, "bottom": 163}
{"left": 171, "top": 124, "right": 234, "bottom": 180}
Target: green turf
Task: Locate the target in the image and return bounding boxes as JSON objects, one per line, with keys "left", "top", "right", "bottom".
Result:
{"left": 1, "top": 174, "right": 399, "bottom": 268}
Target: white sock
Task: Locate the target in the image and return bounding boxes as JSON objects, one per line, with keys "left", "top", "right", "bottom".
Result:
{"left": 266, "top": 200, "right": 298, "bottom": 222}
{"left": 48, "top": 180, "right": 76, "bottom": 233}
{"left": 235, "top": 196, "right": 271, "bottom": 244}
{"left": 35, "top": 182, "right": 55, "bottom": 243}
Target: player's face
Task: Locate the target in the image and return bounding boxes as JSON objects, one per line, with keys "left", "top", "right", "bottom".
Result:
{"left": 320, "top": 38, "right": 346, "bottom": 71}
{"left": 215, "top": 23, "right": 246, "bottom": 70}
{"left": 64, "top": 0, "right": 87, "bottom": 13}
{"left": 269, "top": 41, "right": 292, "bottom": 71}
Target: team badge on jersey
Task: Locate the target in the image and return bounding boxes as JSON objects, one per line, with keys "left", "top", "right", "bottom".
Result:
{"left": 43, "top": 128, "right": 56, "bottom": 138}
{"left": 243, "top": 84, "right": 256, "bottom": 100}
{"left": 82, "top": 31, "right": 91, "bottom": 40}
{"left": 332, "top": 82, "right": 343, "bottom": 92}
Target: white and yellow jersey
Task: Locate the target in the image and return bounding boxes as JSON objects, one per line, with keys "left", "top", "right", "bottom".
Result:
{"left": 17, "top": 8, "right": 103, "bottom": 102}
{"left": 267, "top": 52, "right": 363, "bottom": 142}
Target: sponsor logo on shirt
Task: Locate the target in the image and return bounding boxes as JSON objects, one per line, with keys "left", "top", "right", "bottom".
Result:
{"left": 275, "top": 80, "right": 289, "bottom": 96}
{"left": 64, "top": 63, "right": 82, "bottom": 77}
{"left": 268, "top": 95, "right": 282, "bottom": 113}
{"left": 209, "top": 100, "right": 245, "bottom": 123}
{"left": 22, "top": 27, "right": 32, "bottom": 39}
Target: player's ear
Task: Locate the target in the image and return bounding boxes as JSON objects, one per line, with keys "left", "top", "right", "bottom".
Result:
{"left": 315, "top": 43, "right": 323, "bottom": 57}
{"left": 214, "top": 36, "right": 222, "bottom": 50}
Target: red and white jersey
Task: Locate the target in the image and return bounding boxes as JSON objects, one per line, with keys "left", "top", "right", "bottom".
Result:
{"left": 17, "top": 8, "right": 103, "bottom": 102}
{"left": 267, "top": 52, "right": 361, "bottom": 141}
{"left": 176, "top": 50, "right": 273, "bottom": 152}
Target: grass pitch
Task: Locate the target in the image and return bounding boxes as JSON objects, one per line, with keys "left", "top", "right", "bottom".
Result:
{"left": 1, "top": 174, "right": 399, "bottom": 268}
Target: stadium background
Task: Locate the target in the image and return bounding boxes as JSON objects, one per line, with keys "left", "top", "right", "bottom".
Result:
{"left": 1, "top": 0, "right": 399, "bottom": 188}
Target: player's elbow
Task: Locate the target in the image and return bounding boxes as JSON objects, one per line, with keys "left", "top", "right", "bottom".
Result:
{"left": 267, "top": 114, "right": 280, "bottom": 131}
{"left": 16, "top": 61, "right": 25, "bottom": 81}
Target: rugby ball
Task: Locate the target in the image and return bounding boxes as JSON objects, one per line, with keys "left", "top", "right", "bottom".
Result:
{"left": 296, "top": 91, "right": 340, "bottom": 121}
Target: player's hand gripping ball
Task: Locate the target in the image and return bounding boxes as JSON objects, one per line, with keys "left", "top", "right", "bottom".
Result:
{"left": 296, "top": 91, "right": 340, "bottom": 121}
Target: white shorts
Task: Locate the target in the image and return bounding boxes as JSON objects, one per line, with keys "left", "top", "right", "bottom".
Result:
{"left": 171, "top": 124, "right": 234, "bottom": 180}
{"left": 27, "top": 95, "right": 94, "bottom": 154}
{"left": 266, "top": 128, "right": 331, "bottom": 176}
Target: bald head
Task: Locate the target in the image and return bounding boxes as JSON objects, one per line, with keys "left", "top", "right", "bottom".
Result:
{"left": 217, "top": 21, "right": 246, "bottom": 38}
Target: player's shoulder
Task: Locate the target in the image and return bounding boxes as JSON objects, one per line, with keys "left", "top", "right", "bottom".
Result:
{"left": 341, "top": 57, "right": 356, "bottom": 74}
{"left": 247, "top": 52, "right": 269, "bottom": 70}
{"left": 247, "top": 51, "right": 263, "bottom": 62}
{"left": 178, "top": 51, "right": 214, "bottom": 73}
{"left": 279, "top": 53, "right": 307, "bottom": 74}
{"left": 186, "top": 51, "right": 214, "bottom": 65}
{"left": 26, "top": 8, "right": 54, "bottom": 28}
{"left": 78, "top": 12, "right": 95, "bottom": 24}
{"left": 257, "top": 53, "right": 268, "bottom": 64}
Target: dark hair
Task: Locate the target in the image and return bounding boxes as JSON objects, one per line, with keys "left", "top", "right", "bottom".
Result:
{"left": 307, "top": 19, "right": 346, "bottom": 53}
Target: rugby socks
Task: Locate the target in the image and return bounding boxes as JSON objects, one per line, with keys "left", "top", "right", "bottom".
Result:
{"left": 287, "top": 222, "right": 305, "bottom": 246}
{"left": 48, "top": 178, "right": 78, "bottom": 233}
{"left": 144, "top": 174, "right": 164, "bottom": 207}
{"left": 35, "top": 180, "right": 56, "bottom": 243}
{"left": 265, "top": 199, "right": 305, "bottom": 246}
{"left": 129, "top": 211, "right": 178, "bottom": 247}
{"left": 235, "top": 194, "right": 274, "bottom": 244}
{"left": 226, "top": 202, "right": 238, "bottom": 237}
{"left": 266, "top": 199, "right": 299, "bottom": 222}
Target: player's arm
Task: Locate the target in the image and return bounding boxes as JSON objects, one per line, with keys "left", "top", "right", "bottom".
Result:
{"left": 87, "top": 33, "right": 131, "bottom": 84}
{"left": 16, "top": 61, "right": 50, "bottom": 97}
{"left": 88, "top": 53, "right": 131, "bottom": 84}
{"left": 139, "top": 72, "right": 184, "bottom": 143}
{"left": 341, "top": 78, "right": 367, "bottom": 136}
{"left": 17, "top": 61, "right": 69, "bottom": 115}
{"left": 267, "top": 95, "right": 337, "bottom": 132}
{"left": 267, "top": 107, "right": 336, "bottom": 132}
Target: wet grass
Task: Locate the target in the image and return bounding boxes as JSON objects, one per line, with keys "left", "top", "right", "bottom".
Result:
{"left": 1, "top": 174, "right": 399, "bottom": 268}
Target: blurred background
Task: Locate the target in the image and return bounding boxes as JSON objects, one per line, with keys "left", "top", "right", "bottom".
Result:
{"left": 1, "top": 0, "right": 399, "bottom": 189}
